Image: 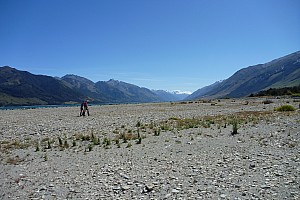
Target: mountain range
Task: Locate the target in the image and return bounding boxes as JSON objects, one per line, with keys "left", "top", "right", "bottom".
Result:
{"left": 0, "top": 51, "right": 299, "bottom": 106}
{"left": 187, "top": 51, "right": 300, "bottom": 99}
{"left": 0, "top": 67, "right": 187, "bottom": 106}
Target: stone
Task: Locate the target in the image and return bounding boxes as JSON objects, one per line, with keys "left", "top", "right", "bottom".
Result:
{"left": 121, "top": 185, "right": 131, "bottom": 191}
{"left": 172, "top": 189, "right": 180, "bottom": 193}
{"left": 142, "top": 183, "right": 155, "bottom": 193}
{"left": 249, "top": 163, "right": 256, "bottom": 169}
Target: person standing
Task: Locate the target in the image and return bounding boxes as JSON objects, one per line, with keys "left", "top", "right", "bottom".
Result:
{"left": 79, "top": 101, "right": 84, "bottom": 116}
{"left": 83, "top": 100, "right": 89, "bottom": 116}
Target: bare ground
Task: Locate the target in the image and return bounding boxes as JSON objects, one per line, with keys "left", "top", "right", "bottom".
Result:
{"left": 0, "top": 98, "right": 299, "bottom": 199}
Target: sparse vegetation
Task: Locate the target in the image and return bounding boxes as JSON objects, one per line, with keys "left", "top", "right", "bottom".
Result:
{"left": 103, "top": 137, "right": 111, "bottom": 147}
{"left": 43, "top": 154, "right": 48, "bottom": 161}
{"left": 64, "top": 140, "right": 69, "bottom": 148}
{"left": 58, "top": 137, "right": 63, "bottom": 146}
{"left": 88, "top": 144, "right": 93, "bottom": 151}
{"left": 274, "top": 105, "right": 296, "bottom": 112}
{"left": 231, "top": 118, "right": 239, "bottom": 135}
{"left": 35, "top": 144, "right": 40, "bottom": 152}
{"left": 47, "top": 141, "right": 52, "bottom": 149}
{"left": 126, "top": 142, "right": 132, "bottom": 148}
{"left": 253, "top": 85, "right": 300, "bottom": 97}
{"left": 93, "top": 137, "right": 100, "bottom": 145}
{"left": 1, "top": 101, "right": 297, "bottom": 157}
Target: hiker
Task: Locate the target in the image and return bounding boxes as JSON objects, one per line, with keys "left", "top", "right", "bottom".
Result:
{"left": 79, "top": 102, "right": 84, "bottom": 116}
{"left": 82, "top": 100, "right": 89, "bottom": 116}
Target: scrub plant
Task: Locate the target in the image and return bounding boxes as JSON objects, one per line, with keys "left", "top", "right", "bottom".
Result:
{"left": 35, "top": 144, "right": 40, "bottom": 152}
{"left": 58, "top": 137, "right": 63, "bottom": 146}
{"left": 72, "top": 140, "right": 76, "bottom": 147}
{"left": 88, "top": 144, "right": 93, "bottom": 152}
{"left": 274, "top": 105, "right": 296, "bottom": 111}
{"left": 103, "top": 137, "right": 111, "bottom": 148}
{"left": 231, "top": 118, "right": 239, "bottom": 135}
{"left": 64, "top": 140, "right": 69, "bottom": 148}
{"left": 44, "top": 154, "right": 48, "bottom": 161}
{"left": 126, "top": 142, "right": 132, "bottom": 148}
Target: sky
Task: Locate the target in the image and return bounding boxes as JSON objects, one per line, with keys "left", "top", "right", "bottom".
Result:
{"left": 0, "top": 0, "right": 299, "bottom": 93}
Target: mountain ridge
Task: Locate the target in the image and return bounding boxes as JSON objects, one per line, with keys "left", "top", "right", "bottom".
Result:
{"left": 186, "top": 51, "right": 300, "bottom": 100}
{"left": 0, "top": 66, "right": 83, "bottom": 106}
{"left": 1, "top": 51, "right": 300, "bottom": 106}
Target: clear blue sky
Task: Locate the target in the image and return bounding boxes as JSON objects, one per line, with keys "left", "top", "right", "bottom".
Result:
{"left": 1, "top": 0, "right": 299, "bottom": 93}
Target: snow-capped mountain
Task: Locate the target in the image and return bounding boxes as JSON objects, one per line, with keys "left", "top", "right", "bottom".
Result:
{"left": 152, "top": 90, "right": 191, "bottom": 101}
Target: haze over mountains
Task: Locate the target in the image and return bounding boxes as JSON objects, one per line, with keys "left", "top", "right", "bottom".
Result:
{"left": 0, "top": 51, "right": 300, "bottom": 106}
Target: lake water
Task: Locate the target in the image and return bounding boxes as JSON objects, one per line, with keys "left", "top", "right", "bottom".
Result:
{"left": 0, "top": 104, "right": 82, "bottom": 110}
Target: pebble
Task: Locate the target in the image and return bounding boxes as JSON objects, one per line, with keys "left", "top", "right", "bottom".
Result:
{"left": 172, "top": 189, "right": 180, "bottom": 193}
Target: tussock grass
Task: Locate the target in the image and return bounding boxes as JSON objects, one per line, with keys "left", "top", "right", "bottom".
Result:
{"left": 274, "top": 105, "right": 296, "bottom": 112}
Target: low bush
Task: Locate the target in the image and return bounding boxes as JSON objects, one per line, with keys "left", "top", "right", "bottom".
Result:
{"left": 274, "top": 105, "right": 296, "bottom": 112}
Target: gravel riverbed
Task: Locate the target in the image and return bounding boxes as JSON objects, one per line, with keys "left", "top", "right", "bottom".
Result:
{"left": 0, "top": 99, "right": 299, "bottom": 200}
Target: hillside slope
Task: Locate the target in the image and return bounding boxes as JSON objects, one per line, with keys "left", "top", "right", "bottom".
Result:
{"left": 0, "top": 66, "right": 83, "bottom": 106}
{"left": 187, "top": 51, "right": 300, "bottom": 99}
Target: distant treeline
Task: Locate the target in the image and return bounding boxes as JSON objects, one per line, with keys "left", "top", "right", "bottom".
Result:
{"left": 250, "top": 85, "right": 300, "bottom": 97}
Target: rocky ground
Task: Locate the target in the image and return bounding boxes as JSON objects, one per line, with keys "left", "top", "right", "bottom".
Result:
{"left": 0, "top": 98, "right": 299, "bottom": 200}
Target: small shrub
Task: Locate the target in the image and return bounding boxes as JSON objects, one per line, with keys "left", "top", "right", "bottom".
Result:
{"left": 58, "top": 137, "right": 63, "bottom": 146}
{"left": 149, "top": 122, "right": 155, "bottom": 129}
{"left": 47, "top": 141, "right": 52, "bottom": 149}
{"left": 44, "top": 154, "right": 48, "bottom": 161}
{"left": 82, "top": 135, "right": 90, "bottom": 141}
{"left": 35, "top": 145, "right": 40, "bottom": 152}
{"left": 93, "top": 138, "right": 100, "bottom": 145}
{"left": 64, "top": 140, "right": 69, "bottom": 148}
{"left": 274, "top": 105, "right": 296, "bottom": 112}
{"left": 103, "top": 137, "right": 111, "bottom": 146}
{"left": 115, "top": 138, "right": 120, "bottom": 145}
{"left": 72, "top": 140, "right": 76, "bottom": 147}
{"left": 154, "top": 128, "right": 160, "bottom": 136}
{"left": 136, "top": 137, "right": 142, "bottom": 144}
{"left": 88, "top": 144, "right": 93, "bottom": 151}
{"left": 231, "top": 118, "right": 239, "bottom": 135}
{"left": 126, "top": 142, "right": 132, "bottom": 148}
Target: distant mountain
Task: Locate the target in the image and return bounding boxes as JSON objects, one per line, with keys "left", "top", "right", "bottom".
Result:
{"left": 0, "top": 67, "right": 163, "bottom": 106}
{"left": 0, "top": 66, "right": 83, "bottom": 106}
{"left": 94, "top": 79, "right": 161, "bottom": 103}
{"left": 152, "top": 90, "right": 179, "bottom": 101}
{"left": 63, "top": 76, "right": 163, "bottom": 103}
{"left": 61, "top": 75, "right": 163, "bottom": 103}
{"left": 186, "top": 81, "right": 223, "bottom": 100}
{"left": 171, "top": 90, "right": 191, "bottom": 100}
{"left": 153, "top": 90, "right": 190, "bottom": 101}
{"left": 187, "top": 51, "right": 300, "bottom": 99}
{"left": 61, "top": 74, "right": 103, "bottom": 102}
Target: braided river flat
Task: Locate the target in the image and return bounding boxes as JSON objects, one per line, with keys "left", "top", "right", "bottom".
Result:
{"left": 0, "top": 98, "right": 299, "bottom": 199}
